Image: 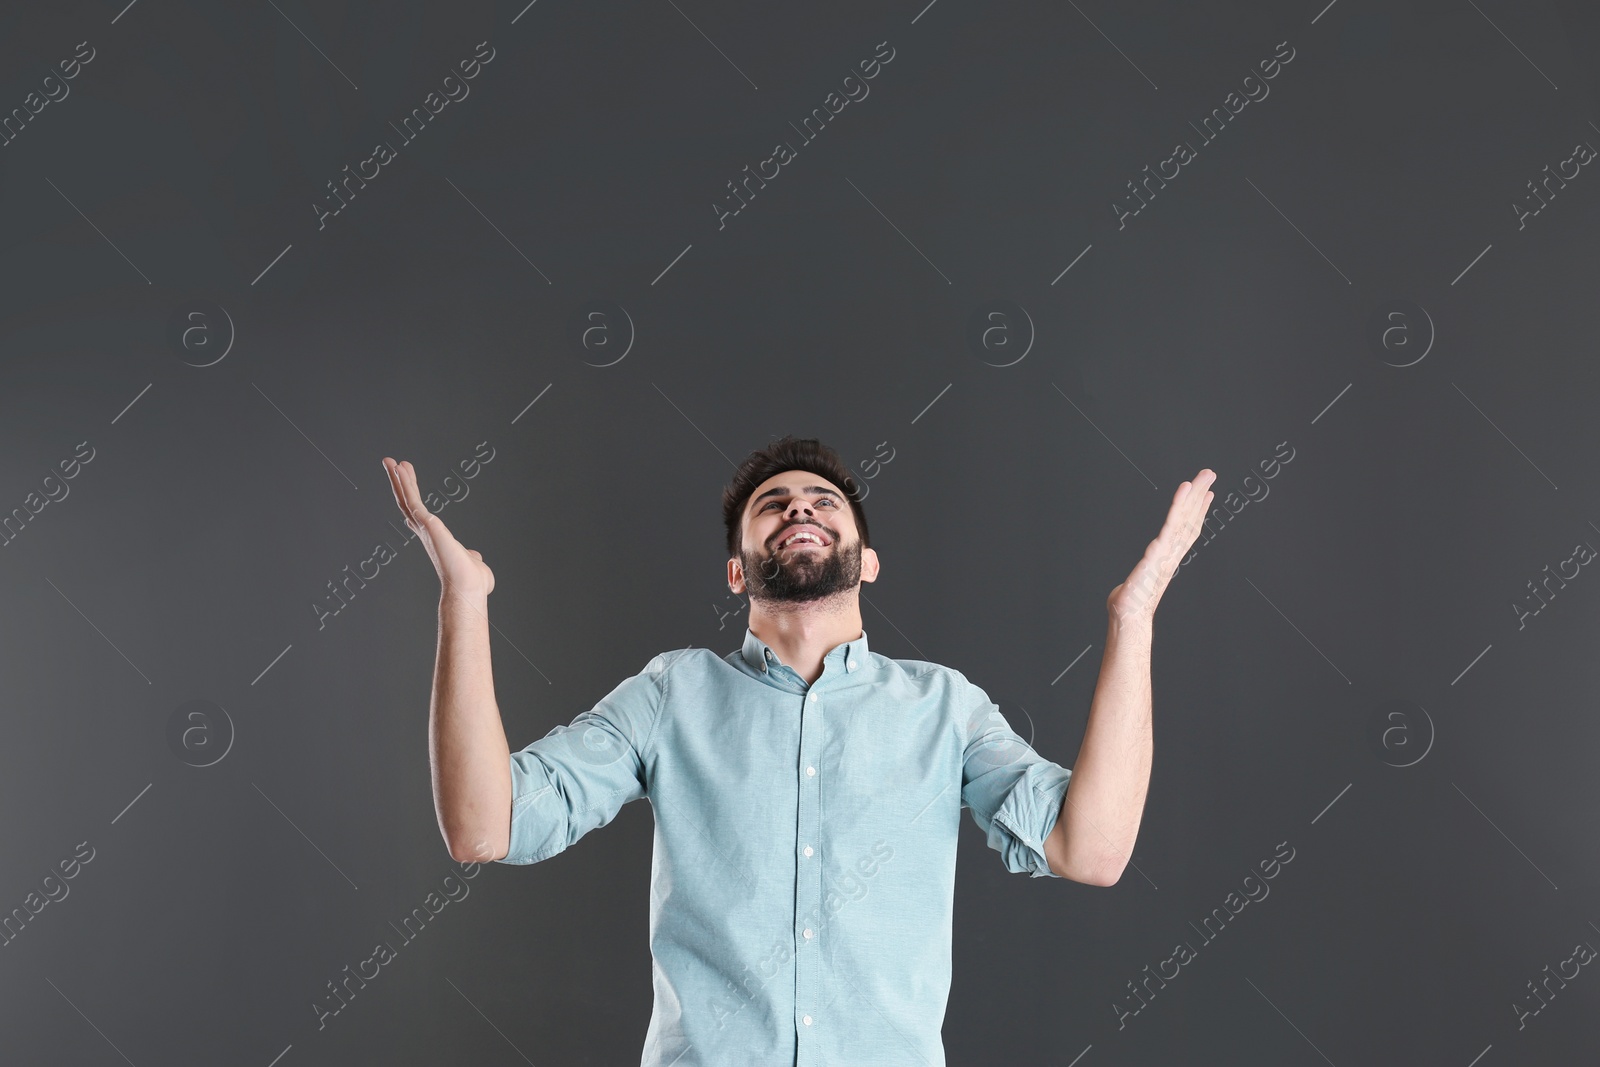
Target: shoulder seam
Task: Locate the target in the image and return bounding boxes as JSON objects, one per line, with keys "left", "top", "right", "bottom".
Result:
{"left": 944, "top": 665, "right": 978, "bottom": 748}
{"left": 641, "top": 648, "right": 689, "bottom": 758}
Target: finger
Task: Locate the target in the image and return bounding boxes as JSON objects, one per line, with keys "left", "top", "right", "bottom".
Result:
{"left": 1160, "top": 481, "right": 1213, "bottom": 556}
{"left": 1175, "top": 469, "right": 1214, "bottom": 507}
{"left": 1150, "top": 470, "right": 1216, "bottom": 564}
{"left": 398, "top": 462, "right": 467, "bottom": 550}
{"left": 398, "top": 461, "right": 429, "bottom": 526}
{"left": 1176, "top": 491, "right": 1213, "bottom": 548}
{"left": 1177, "top": 487, "right": 1211, "bottom": 539}
{"left": 1162, "top": 486, "right": 1201, "bottom": 539}
{"left": 1179, "top": 471, "right": 1215, "bottom": 521}
{"left": 386, "top": 458, "right": 429, "bottom": 529}
{"left": 383, "top": 458, "right": 409, "bottom": 515}
{"left": 386, "top": 458, "right": 414, "bottom": 516}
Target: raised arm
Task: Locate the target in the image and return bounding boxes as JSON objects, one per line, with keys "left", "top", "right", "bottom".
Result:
{"left": 1044, "top": 469, "right": 1214, "bottom": 885}
{"left": 384, "top": 456, "right": 511, "bottom": 863}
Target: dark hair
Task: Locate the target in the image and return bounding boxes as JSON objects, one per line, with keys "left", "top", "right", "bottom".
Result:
{"left": 722, "top": 435, "right": 870, "bottom": 559}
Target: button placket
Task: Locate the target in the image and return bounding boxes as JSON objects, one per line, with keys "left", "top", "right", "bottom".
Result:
{"left": 795, "top": 686, "right": 823, "bottom": 1040}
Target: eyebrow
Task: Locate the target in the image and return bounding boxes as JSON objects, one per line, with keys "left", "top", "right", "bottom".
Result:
{"left": 749, "top": 485, "right": 843, "bottom": 511}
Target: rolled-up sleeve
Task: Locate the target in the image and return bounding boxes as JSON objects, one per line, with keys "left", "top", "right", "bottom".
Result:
{"left": 955, "top": 670, "right": 1072, "bottom": 878}
{"left": 496, "top": 652, "right": 670, "bottom": 866}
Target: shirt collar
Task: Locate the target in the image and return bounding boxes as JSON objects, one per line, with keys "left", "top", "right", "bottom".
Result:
{"left": 741, "top": 625, "right": 870, "bottom": 678}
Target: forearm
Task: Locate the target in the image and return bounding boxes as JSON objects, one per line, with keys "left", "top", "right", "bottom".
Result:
{"left": 431, "top": 588, "right": 512, "bottom": 863}
{"left": 1055, "top": 612, "right": 1153, "bottom": 884}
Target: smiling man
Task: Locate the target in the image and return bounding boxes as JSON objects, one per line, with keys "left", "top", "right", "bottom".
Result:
{"left": 383, "top": 435, "right": 1214, "bottom": 1067}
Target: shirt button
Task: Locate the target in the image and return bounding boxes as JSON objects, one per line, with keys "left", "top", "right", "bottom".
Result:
{"left": 808, "top": 692, "right": 817, "bottom": 702}
{"left": 803, "top": 845, "right": 813, "bottom": 857}
{"left": 803, "top": 928, "right": 813, "bottom": 939}
{"left": 803, "top": 1015, "right": 813, "bottom": 1026}
{"left": 806, "top": 766, "right": 816, "bottom": 777}
{"left": 847, "top": 660, "right": 857, "bottom": 671}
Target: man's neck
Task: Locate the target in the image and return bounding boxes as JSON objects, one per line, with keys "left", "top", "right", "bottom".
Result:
{"left": 748, "top": 600, "right": 863, "bottom": 686}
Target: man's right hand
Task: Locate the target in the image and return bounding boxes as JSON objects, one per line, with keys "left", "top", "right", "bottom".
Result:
{"left": 383, "top": 457, "right": 495, "bottom": 601}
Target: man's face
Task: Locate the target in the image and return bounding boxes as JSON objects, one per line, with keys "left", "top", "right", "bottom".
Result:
{"left": 732, "top": 469, "right": 873, "bottom": 604}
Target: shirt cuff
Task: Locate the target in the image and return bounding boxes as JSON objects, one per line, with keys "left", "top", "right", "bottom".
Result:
{"left": 987, "top": 761, "right": 1072, "bottom": 878}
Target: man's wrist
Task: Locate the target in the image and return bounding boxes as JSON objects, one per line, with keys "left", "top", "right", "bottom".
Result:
{"left": 439, "top": 586, "right": 489, "bottom": 618}
{"left": 1107, "top": 607, "right": 1154, "bottom": 639}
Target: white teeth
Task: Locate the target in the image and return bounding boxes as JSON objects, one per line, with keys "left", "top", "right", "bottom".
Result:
{"left": 780, "top": 532, "right": 823, "bottom": 548}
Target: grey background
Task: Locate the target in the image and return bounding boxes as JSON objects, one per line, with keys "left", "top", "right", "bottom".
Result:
{"left": 2, "top": 0, "right": 1598, "bottom": 1063}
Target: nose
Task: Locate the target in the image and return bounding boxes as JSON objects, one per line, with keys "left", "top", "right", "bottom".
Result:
{"left": 774, "top": 502, "right": 827, "bottom": 547}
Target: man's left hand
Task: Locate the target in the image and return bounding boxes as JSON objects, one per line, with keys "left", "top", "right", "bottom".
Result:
{"left": 1106, "top": 469, "right": 1216, "bottom": 624}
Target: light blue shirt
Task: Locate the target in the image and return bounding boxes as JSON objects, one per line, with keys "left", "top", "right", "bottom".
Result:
{"left": 497, "top": 626, "right": 1073, "bottom": 1066}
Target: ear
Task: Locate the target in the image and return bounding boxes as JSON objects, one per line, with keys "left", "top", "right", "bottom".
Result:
{"left": 860, "top": 546, "right": 880, "bottom": 584}
{"left": 727, "top": 556, "right": 745, "bottom": 594}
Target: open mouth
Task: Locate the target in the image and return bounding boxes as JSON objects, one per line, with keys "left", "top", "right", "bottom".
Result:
{"left": 775, "top": 526, "right": 831, "bottom": 551}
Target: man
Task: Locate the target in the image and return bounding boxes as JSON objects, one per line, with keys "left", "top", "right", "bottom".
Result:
{"left": 382, "top": 436, "right": 1214, "bottom": 1066}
